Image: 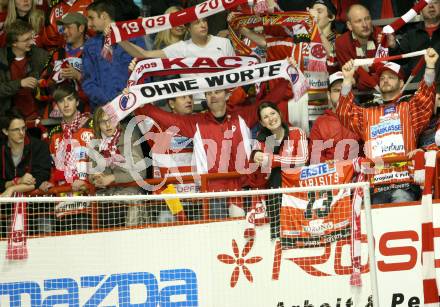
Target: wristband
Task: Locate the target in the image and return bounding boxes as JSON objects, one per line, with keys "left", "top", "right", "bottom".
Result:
{"left": 426, "top": 66, "right": 436, "bottom": 69}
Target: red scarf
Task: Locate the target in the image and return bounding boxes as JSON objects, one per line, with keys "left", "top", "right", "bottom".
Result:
{"left": 99, "top": 128, "right": 125, "bottom": 167}
{"left": 56, "top": 112, "right": 90, "bottom": 183}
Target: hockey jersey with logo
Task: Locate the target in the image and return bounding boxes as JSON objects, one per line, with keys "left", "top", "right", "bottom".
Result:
{"left": 337, "top": 80, "right": 435, "bottom": 188}
{"left": 281, "top": 159, "right": 361, "bottom": 248}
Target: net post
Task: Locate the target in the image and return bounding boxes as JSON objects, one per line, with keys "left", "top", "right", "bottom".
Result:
{"left": 89, "top": 186, "right": 99, "bottom": 230}
{"left": 201, "top": 175, "right": 209, "bottom": 220}
{"left": 362, "top": 183, "right": 380, "bottom": 307}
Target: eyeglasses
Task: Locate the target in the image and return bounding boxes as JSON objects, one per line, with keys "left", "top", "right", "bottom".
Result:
{"left": 8, "top": 126, "right": 27, "bottom": 133}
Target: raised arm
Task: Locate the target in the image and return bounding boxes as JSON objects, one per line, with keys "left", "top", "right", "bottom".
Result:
{"left": 409, "top": 48, "right": 438, "bottom": 136}
{"left": 336, "top": 59, "right": 365, "bottom": 138}
{"left": 118, "top": 40, "right": 166, "bottom": 58}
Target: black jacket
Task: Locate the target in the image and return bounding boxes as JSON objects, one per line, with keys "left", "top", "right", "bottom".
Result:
{"left": 0, "top": 136, "right": 51, "bottom": 192}
{"left": 389, "top": 22, "right": 440, "bottom": 88}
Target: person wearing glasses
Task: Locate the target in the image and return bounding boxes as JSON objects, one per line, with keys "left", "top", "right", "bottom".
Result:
{"left": 0, "top": 108, "right": 51, "bottom": 237}
{"left": 0, "top": 108, "right": 51, "bottom": 198}
{"left": 89, "top": 107, "right": 146, "bottom": 227}
{"left": 0, "top": 20, "right": 48, "bottom": 117}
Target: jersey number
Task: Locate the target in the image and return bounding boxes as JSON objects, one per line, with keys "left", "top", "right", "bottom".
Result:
{"left": 303, "top": 190, "right": 333, "bottom": 219}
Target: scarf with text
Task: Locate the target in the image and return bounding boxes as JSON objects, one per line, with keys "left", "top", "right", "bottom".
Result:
{"left": 103, "top": 0, "right": 253, "bottom": 59}
{"left": 99, "top": 128, "right": 125, "bottom": 168}
{"left": 56, "top": 112, "right": 90, "bottom": 183}
{"left": 128, "top": 56, "right": 260, "bottom": 86}
{"left": 104, "top": 59, "right": 300, "bottom": 124}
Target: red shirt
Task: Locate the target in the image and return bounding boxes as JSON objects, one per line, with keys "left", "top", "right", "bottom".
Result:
{"left": 11, "top": 58, "right": 38, "bottom": 119}
{"left": 0, "top": 10, "right": 6, "bottom": 47}
{"left": 426, "top": 25, "right": 439, "bottom": 38}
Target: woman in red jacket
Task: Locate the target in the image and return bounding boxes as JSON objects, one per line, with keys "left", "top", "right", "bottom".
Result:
{"left": 251, "top": 102, "right": 308, "bottom": 239}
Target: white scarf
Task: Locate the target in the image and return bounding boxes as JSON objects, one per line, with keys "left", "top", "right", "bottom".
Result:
{"left": 104, "top": 59, "right": 302, "bottom": 124}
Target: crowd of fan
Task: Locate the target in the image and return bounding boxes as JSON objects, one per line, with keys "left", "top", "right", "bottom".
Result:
{"left": 0, "top": 0, "right": 440, "bottom": 234}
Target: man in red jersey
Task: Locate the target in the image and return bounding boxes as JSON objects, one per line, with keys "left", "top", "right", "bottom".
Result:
{"left": 134, "top": 79, "right": 291, "bottom": 218}
{"left": 337, "top": 48, "right": 439, "bottom": 204}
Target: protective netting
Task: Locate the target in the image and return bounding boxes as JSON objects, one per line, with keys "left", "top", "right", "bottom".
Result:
{"left": 0, "top": 182, "right": 375, "bottom": 306}
{"left": 0, "top": 182, "right": 370, "bottom": 240}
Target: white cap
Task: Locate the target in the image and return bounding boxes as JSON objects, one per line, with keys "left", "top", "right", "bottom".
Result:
{"left": 377, "top": 62, "right": 405, "bottom": 79}
{"left": 328, "top": 71, "right": 343, "bottom": 86}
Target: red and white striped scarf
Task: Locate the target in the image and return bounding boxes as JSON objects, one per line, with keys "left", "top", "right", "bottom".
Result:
{"left": 103, "top": 0, "right": 253, "bottom": 60}
{"left": 377, "top": 0, "right": 431, "bottom": 60}
{"left": 99, "top": 128, "right": 125, "bottom": 168}
{"left": 419, "top": 150, "right": 440, "bottom": 306}
{"left": 383, "top": 0, "right": 432, "bottom": 35}
{"left": 350, "top": 167, "right": 365, "bottom": 287}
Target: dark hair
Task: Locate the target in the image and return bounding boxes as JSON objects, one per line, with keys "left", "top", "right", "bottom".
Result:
{"left": 6, "top": 20, "right": 33, "bottom": 46}
{"left": 257, "top": 101, "right": 282, "bottom": 121}
{"left": 256, "top": 102, "right": 288, "bottom": 138}
{"left": 87, "top": 0, "right": 117, "bottom": 20}
{"left": 87, "top": 0, "right": 140, "bottom": 22}
{"left": 0, "top": 108, "right": 25, "bottom": 132}
{"left": 52, "top": 83, "right": 79, "bottom": 103}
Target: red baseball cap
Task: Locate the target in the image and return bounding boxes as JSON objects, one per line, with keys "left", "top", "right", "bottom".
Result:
{"left": 376, "top": 62, "right": 406, "bottom": 80}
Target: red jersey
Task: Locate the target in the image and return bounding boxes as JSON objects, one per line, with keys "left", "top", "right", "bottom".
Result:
{"left": 337, "top": 80, "right": 435, "bottom": 187}
{"left": 281, "top": 159, "right": 360, "bottom": 248}
{"left": 136, "top": 80, "right": 290, "bottom": 192}
{"left": 48, "top": 118, "right": 94, "bottom": 184}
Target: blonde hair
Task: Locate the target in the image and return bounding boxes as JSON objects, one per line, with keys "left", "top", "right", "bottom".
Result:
{"left": 5, "top": 0, "right": 44, "bottom": 34}
{"left": 154, "top": 6, "right": 186, "bottom": 49}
